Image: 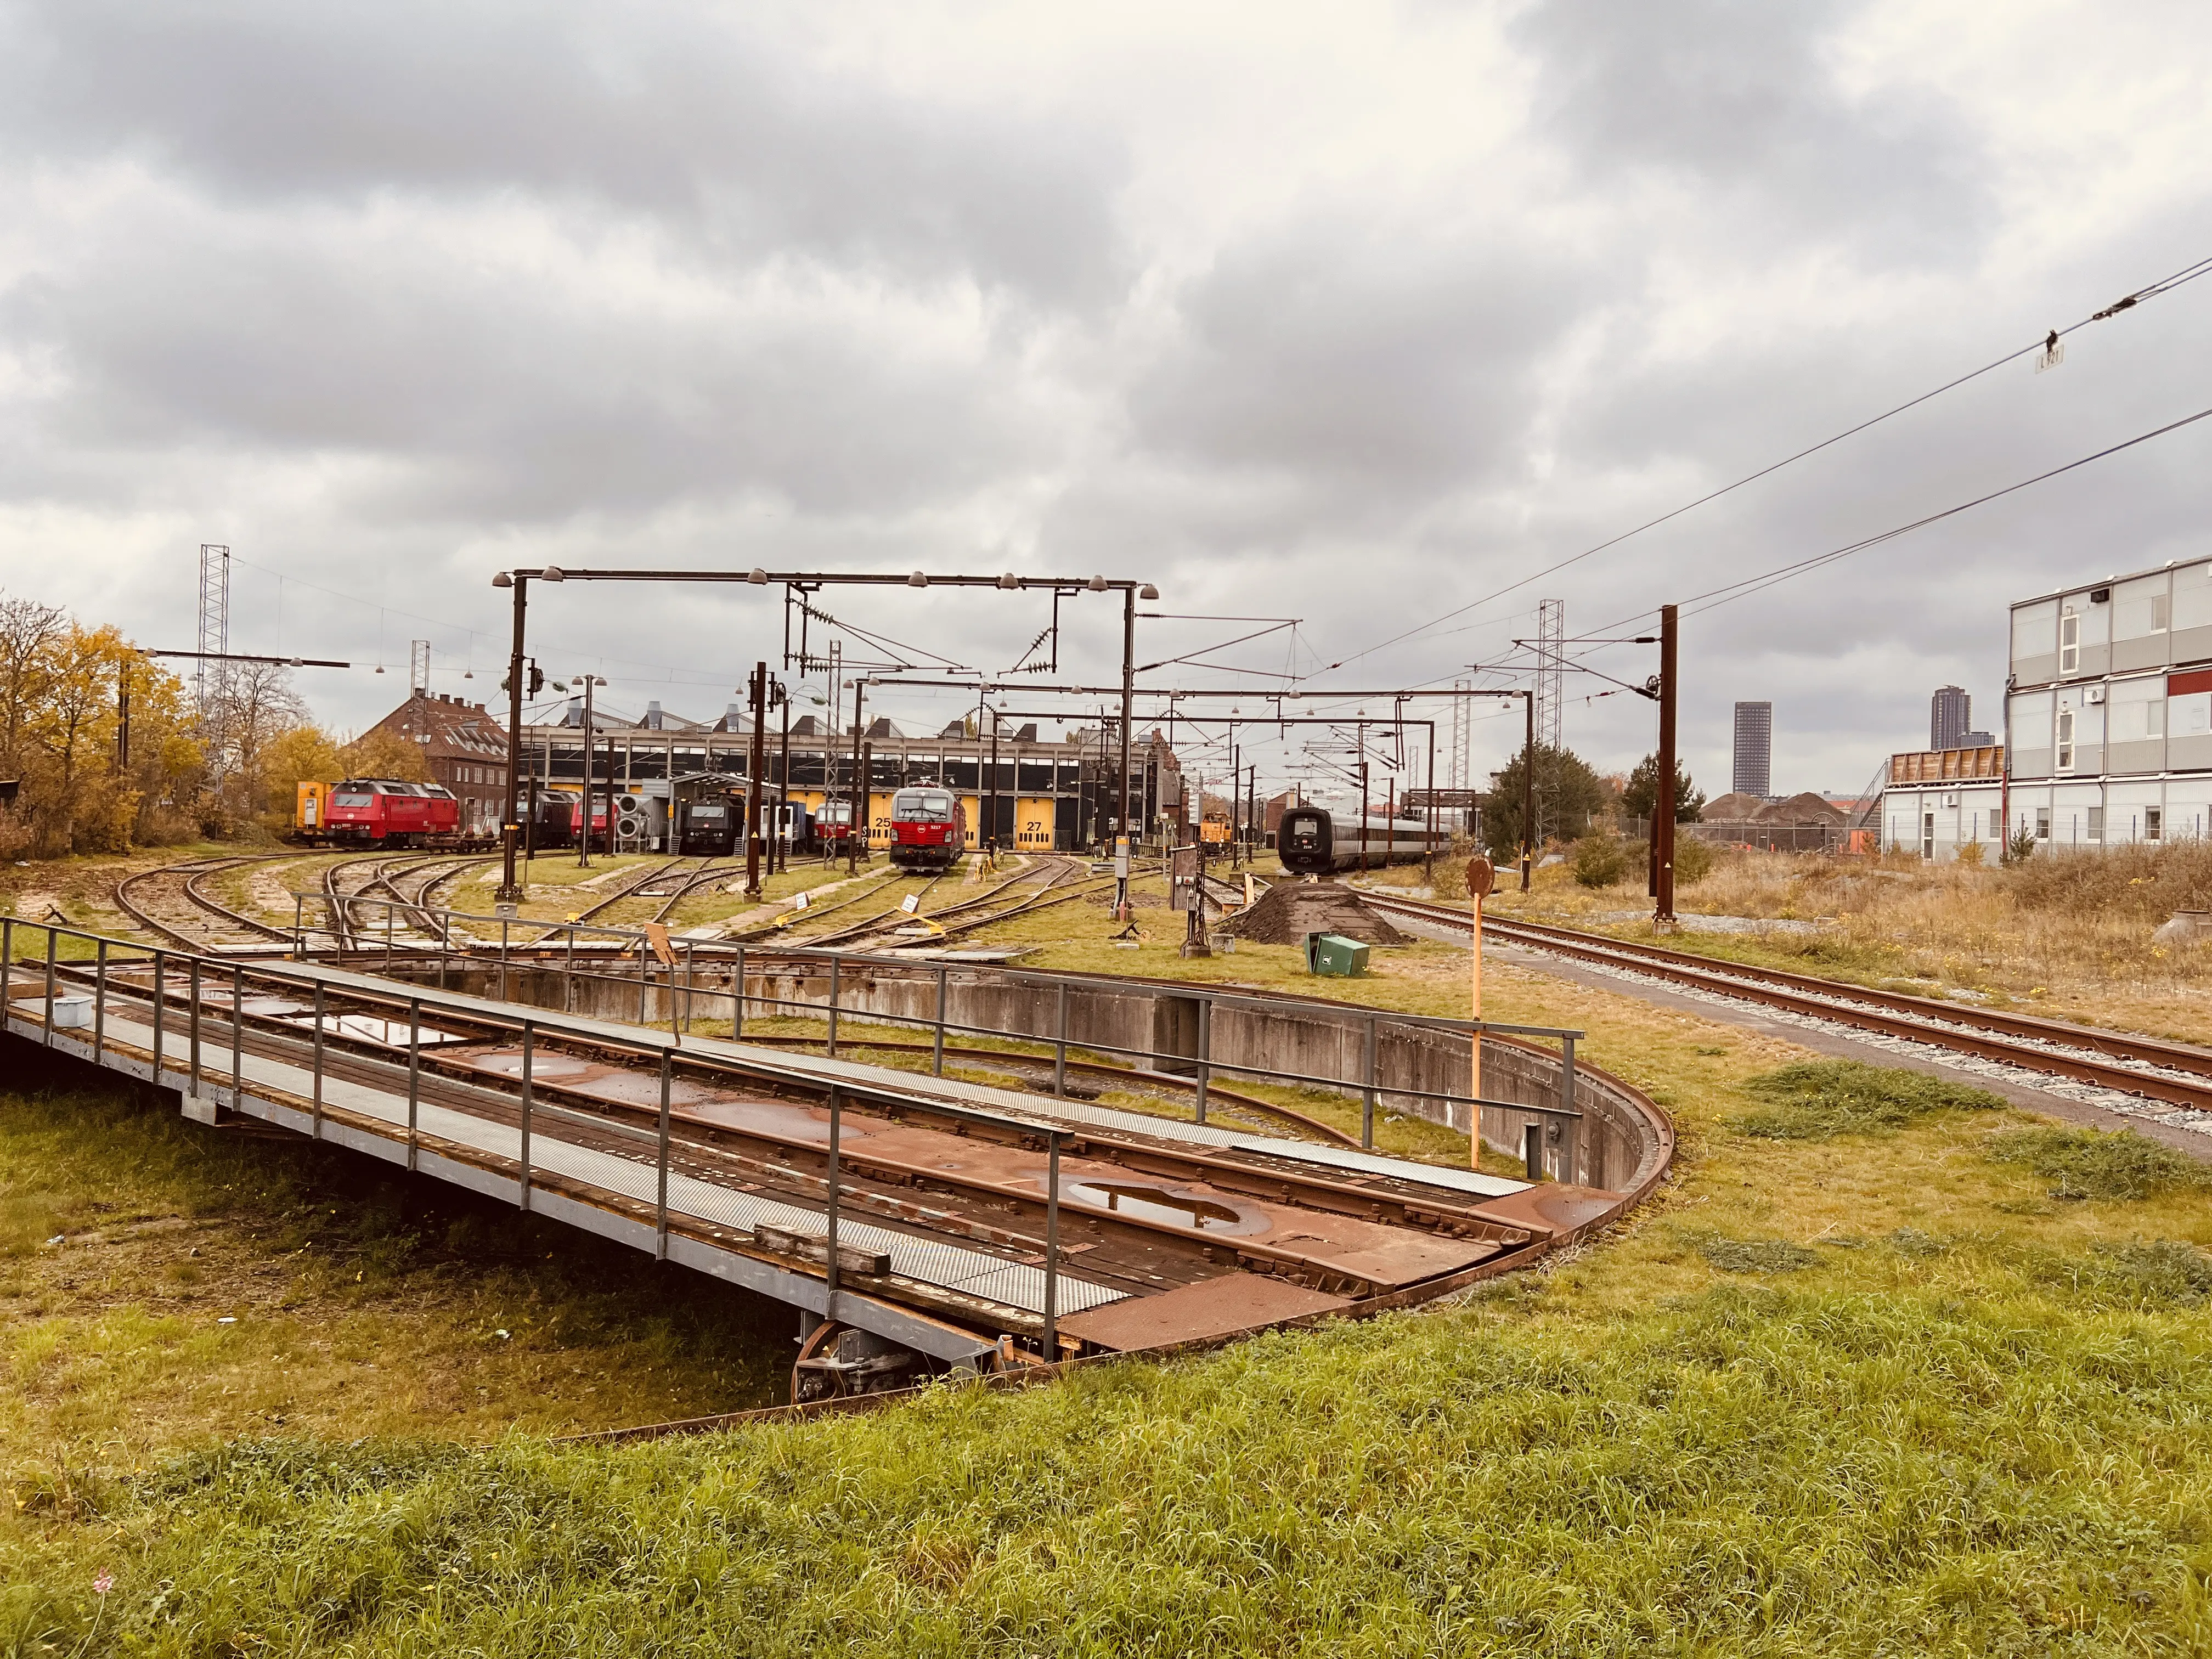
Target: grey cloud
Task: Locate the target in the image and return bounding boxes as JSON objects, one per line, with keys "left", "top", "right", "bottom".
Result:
{"left": 1, "top": 1, "right": 1127, "bottom": 308}
{"left": 0, "top": 209, "right": 1063, "bottom": 523}
{"left": 1510, "top": 0, "right": 1993, "bottom": 260}
{"left": 1128, "top": 216, "right": 1589, "bottom": 496}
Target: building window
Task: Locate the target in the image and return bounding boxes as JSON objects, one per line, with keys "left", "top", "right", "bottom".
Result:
{"left": 2087, "top": 805, "right": 2104, "bottom": 843}
{"left": 2055, "top": 709, "right": 2075, "bottom": 772}
{"left": 2036, "top": 808, "right": 2051, "bottom": 839}
{"left": 2148, "top": 806, "right": 2163, "bottom": 842}
{"left": 2154, "top": 594, "right": 2171, "bottom": 631}
{"left": 2059, "top": 610, "right": 2080, "bottom": 673}
{"left": 1922, "top": 811, "right": 1935, "bottom": 860}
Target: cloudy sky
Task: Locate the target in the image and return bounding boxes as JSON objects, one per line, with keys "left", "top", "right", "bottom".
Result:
{"left": 3, "top": 0, "right": 2210, "bottom": 801}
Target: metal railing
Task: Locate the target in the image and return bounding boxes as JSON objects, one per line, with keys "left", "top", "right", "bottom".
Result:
{"left": 297, "top": 888, "right": 1593, "bottom": 1178}
{"left": 1, "top": 917, "right": 1076, "bottom": 1356}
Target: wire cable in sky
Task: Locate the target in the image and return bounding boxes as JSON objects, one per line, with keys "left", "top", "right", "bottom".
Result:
{"left": 1568, "top": 400, "right": 2212, "bottom": 643}
{"left": 1316, "top": 249, "right": 2212, "bottom": 674}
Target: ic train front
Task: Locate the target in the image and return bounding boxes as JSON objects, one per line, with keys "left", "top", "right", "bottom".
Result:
{"left": 1277, "top": 805, "right": 1438, "bottom": 874}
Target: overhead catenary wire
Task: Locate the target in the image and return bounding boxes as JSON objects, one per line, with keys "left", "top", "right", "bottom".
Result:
{"left": 1312, "top": 249, "right": 2212, "bottom": 675}
{"left": 1582, "top": 399, "right": 2212, "bottom": 634}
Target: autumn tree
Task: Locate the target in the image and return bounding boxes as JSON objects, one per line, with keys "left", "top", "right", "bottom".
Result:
{"left": 338, "top": 726, "right": 434, "bottom": 786}
{"left": 0, "top": 590, "right": 202, "bottom": 855}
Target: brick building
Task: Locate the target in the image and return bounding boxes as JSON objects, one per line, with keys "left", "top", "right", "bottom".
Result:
{"left": 362, "top": 692, "right": 512, "bottom": 836}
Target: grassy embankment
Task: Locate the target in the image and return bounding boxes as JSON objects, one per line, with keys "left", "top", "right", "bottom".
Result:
{"left": 1395, "top": 838, "right": 2212, "bottom": 1051}
{"left": 8, "top": 874, "right": 2212, "bottom": 1651}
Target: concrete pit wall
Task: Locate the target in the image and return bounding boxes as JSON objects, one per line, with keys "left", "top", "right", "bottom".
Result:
{"left": 409, "top": 956, "right": 1666, "bottom": 1193}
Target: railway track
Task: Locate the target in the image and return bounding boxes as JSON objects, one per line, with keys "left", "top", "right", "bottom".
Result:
{"left": 650, "top": 860, "right": 739, "bottom": 925}
{"left": 570, "top": 857, "right": 712, "bottom": 925}
{"left": 1358, "top": 889, "right": 2212, "bottom": 1116}
{"left": 724, "top": 865, "right": 915, "bottom": 944}
{"left": 320, "top": 858, "right": 458, "bottom": 946}
{"left": 114, "top": 856, "right": 302, "bottom": 951}
{"left": 795, "top": 861, "right": 1056, "bottom": 950}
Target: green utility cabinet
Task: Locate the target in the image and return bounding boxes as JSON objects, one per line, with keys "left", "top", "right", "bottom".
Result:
{"left": 1303, "top": 932, "right": 1370, "bottom": 977}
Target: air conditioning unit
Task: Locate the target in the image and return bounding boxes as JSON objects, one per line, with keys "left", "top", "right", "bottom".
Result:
{"left": 2086, "top": 685, "right": 2107, "bottom": 704}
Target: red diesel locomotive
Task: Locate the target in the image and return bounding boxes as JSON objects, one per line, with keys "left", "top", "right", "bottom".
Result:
{"left": 323, "top": 778, "right": 465, "bottom": 846}
{"left": 888, "top": 787, "right": 966, "bottom": 871}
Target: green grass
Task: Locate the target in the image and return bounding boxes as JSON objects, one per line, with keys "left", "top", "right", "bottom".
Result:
{"left": 1729, "top": 1060, "right": 2006, "bottom": 1141}
{"left": 1985, "top": 1124, "right": 2212, "bottom": 1202}
{"left": 9, "top": 910, "right": 2212, "bottom": 1652}
{"left": 8, "top": 1280, "right": 2212, "bottom": 1654}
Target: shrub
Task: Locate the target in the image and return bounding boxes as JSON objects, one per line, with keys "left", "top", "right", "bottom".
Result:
{"left": 1985, "top": 1125, "right": 2210, "bottom": 1201}
{"left": 1730, "top": 1060, "right": 2005, "bottom": 1140}
{"left": 2002, "top": 839, "right": 2212, "bottom": 919}
{"left": 1569, "top": 835, "right": 1631, "bottom": 889}
{"left": 1673, "top": 835, "right": 1717, "bottom": 883}
{"left": 1954, "top": 839, "right": 1984, "bottom": 868}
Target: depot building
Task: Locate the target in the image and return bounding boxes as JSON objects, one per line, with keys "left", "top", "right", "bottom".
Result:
{"left": 506, "top": 695, "right": 1186, "bottom": 851}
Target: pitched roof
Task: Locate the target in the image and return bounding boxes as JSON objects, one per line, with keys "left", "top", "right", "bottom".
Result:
{"left": 370, "top": 693, "right": 510, "bottom": 761}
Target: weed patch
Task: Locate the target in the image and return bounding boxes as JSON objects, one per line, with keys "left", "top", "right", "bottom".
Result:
{"left": 1688, "top": 1231, "right": 1822, "bottom": 1274}
{"left": 1984, "top": 1125, "right": 2211, "bottom": 1201}
{"left": 2036, "top": 1240, "right": 2212, "bottom": 1309}
{"left": 1730, "top": 1059, "right": 2004, "bottom": 1140}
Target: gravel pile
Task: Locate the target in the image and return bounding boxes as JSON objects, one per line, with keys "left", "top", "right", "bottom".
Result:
{"left": 1218, "top": 879, "right": 1410, "bottom": 945}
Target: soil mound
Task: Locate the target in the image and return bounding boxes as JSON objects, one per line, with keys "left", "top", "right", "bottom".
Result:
{"left": 1219, "top": 878, "right": 1410, "bottom": 946}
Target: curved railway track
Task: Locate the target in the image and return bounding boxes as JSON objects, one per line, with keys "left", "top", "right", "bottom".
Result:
{"left": 1357, "top": 889, "right": 2212, "bottom": 1115}
{"left": 115, "top": 856, "right": 301, "bottom": 950}
{"left": 794, "top": 861, "right": 1056, "bottom": 950}
{"left": 724, "top": 865, "right": 914, "bottom": 944}
{"left": 570, "top": 857, "right": 712, "bottom": 926}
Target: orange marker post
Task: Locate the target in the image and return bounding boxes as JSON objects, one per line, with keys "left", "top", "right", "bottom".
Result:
{"left": 1465, "top": 855, "right": 1495, "bottom": 1171}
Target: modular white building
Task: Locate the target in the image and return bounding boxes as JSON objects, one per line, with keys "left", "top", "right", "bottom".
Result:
{"left": 1881, "top": 558, "right": 2212, "bottom": 860}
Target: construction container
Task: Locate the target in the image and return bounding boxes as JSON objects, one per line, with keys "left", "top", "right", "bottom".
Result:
{"left": 1302, "top": 932, "right": 1369, "bottom": 977}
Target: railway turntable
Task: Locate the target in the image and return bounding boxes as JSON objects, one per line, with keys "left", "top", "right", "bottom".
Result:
{"left": 1, "top": 918, "right": 1664, "bottom": 1407}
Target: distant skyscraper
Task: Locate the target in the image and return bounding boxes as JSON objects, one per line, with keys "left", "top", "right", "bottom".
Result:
{"left": 1931, "top": 685, "right": 1971, "bottom": 751}
{"left": 1733, "top": 702, "right": 1773, "bottom": 798}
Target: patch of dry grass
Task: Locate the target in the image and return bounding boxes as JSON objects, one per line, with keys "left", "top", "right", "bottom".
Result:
{"left": 1477, "top": 842, "right": 2212, "bottom": 1045}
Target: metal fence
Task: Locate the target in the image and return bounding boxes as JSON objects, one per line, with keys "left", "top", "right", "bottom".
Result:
{"left": 297, "top": 888, "right": 1595, "bottom": 1171}
{"left": 0, "top": 917, "right": 1079, "bottom": 1358}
